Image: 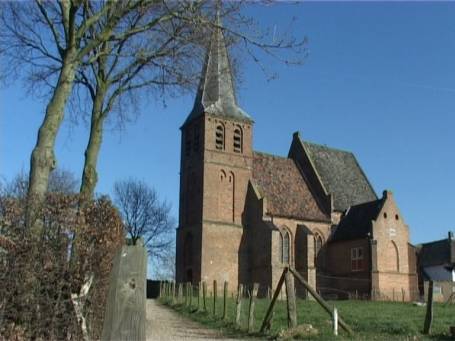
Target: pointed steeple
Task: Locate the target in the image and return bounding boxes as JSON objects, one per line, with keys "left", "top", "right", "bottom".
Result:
{"left": 183, "top": 13, "right": 252, "bottom": 126}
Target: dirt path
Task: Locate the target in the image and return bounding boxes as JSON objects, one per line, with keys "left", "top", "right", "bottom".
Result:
{"left": 146, "top": 299, "right": 238, "bottom": 340}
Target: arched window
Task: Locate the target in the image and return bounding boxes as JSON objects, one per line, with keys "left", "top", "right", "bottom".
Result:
{"left": 233, "top": 126, "right": 243, "bottom": 153}
{"left": 220, "top": 169, "right": 226, "bottom": 182}
{"left": 215, "top": 124, "right": 225, "bottom": 150}
{"left": 390, "top": 240, "right": 400, "bottom": 272}
{"left": 314, "top": 233, "right": 323, "bottom": 261}
{"left": 280, "top": 230, "right": 290, "bottom": 264}
{"left": 219, "top": 170, "right": 235, "bottom": 222}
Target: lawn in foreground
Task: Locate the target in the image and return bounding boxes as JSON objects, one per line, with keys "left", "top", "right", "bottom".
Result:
{"left": 160, "top": 296, "right": 455, "bottom": 340}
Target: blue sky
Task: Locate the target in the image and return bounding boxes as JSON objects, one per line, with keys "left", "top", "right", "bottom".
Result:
{"left": 1, "top": 2, "right": 454, "bottom": 247}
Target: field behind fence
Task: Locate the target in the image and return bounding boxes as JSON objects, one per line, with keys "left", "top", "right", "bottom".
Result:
{"left": 159, "top": 279, "right": 455, "bottom": 340}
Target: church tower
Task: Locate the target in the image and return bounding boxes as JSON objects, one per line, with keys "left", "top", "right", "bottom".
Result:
{"left": 176, "top": 16, "right": 253, "bottom": 286}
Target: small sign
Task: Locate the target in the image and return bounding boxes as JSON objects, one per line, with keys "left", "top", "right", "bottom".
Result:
{"left": 389, "top": 228, "right": 396, "bottom": 238}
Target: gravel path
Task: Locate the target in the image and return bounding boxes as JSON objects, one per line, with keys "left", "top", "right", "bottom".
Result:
{"left": 146, "top": 300, "right": 238, "bottom": 340}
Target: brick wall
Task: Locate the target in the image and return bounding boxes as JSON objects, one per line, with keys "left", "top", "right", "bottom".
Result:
{"left": 325, "top": 239, "right": 371, "bottom": 298}
{"left": 200, "top": 222, "right": 244, "bottom": 289}
{"left": 178, "top": 114, "right": 253, "bottom": 293}
{"left": 175, "top": 225, "right": 202, "bottom": 284}
{"left": 371, "top": 191, "right": 418, "bottom": 300}
{"left": 203, "top": 116, "right": 253, "bottom": 225}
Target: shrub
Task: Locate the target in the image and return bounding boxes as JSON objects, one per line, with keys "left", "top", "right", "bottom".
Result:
{"left": 0, "top": 194, "right": 124, "bottom": 340}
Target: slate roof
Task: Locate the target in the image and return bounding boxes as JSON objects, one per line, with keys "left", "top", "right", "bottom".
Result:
{"left": 184, "top": 16, "right": 251, "bottom": 126}
{"left": 418, "top": 238, "right": 455, "bottom": 268}
{"left": 330, "top": 198, "right": 384, "bottom": 242}
{"left": 252, "top": 152, "right": 330, "bottom": 222}
{"left": 303, "top": 141, "right": 377, "bottom": 211}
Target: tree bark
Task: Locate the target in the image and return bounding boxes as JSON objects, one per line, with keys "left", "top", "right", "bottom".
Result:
{"left": 27, "top": 48, "right": 78, "bottom": 226}
{"left": 79, "top": 87, "right": 107, "bottom": 201}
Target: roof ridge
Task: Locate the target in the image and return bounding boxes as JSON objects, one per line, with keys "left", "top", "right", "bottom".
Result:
{"left": 253, "top": 150, "right": 288, "bottom": 160}
{"left": 421, "top": 238, "right": 451, "bottom": 247}
{"left": 303, "top": 140, "right": 354, "bottom": 155}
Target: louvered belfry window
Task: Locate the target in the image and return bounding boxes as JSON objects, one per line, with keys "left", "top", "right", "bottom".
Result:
{"left": 215, "top": 124, "right": 224, "bottom": 150}
{"left": 233, "top": 126, "right": 242, "bottom": 153}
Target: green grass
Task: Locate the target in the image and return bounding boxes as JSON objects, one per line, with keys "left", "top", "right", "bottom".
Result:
{"left": 159, "top": 295, "right": 455, "bottom": 340}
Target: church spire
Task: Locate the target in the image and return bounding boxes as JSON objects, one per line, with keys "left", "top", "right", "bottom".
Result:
{"left": 184, "top": 13, "right": 252, "bottom": 126}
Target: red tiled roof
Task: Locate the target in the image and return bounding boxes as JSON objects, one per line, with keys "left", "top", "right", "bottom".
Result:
{"left": 252, "top": 152, "right": 330, "bottom": 222}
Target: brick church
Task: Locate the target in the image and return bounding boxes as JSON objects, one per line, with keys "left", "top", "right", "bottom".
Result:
{"left": 176, "top": 20, "right": 418, "bottom": 300}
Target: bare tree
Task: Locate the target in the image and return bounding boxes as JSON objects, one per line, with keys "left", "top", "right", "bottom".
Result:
{"left": 113, "top": 178, "right": 174, "bottom": 260}
{"left": 0, "top": 1, "right": 197, "bottom": 212}
{"left": 151, "top": 246, "right": 176, "bottom": 280}
{"left": 77, "top": 1, "right": 207, "bottom": 201}
{"left": 3, "top": 168, "right": 79, "bottom": 199}
{"left": 0, "top": 1, "right": 307, "bottom": 210}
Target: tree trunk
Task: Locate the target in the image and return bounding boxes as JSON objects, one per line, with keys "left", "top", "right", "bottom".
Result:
{"left": 79, "top": 88, "right": 106, "bottom": 202}
{"left": 27, "top": 49, "right": 78, "bottom": 225}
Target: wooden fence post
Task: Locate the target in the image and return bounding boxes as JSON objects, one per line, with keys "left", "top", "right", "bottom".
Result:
{"left": 268, "top": 287, "right": 275, "bottom": 331}
{"left": 213, "top": 280, "right": 217, "bottom": 317}
{"left": 235, "top": 284, "right": 244, "bottom": 328}
{"left": 423, "top": 280, "right": 434, "bottom": 335}
{"left": 203, "top": 281, "right": 207, "bottom": 312}
{"left": 179, "top": 283, "right": 183, "bottom": 304}
{"left": 333, "top": 307, "right": 338, "bottom": 336}
{"left": 184, "top": 283, "right": 188, "bottom": 306}
{"left": 289, "top": 267, "right": 354, "bottom": 336}
{"left": 169, "top": 282, "right": 172, "bottom": 300}
{"left": 101, "top": 244, "right": 147, "bottom": 341}
{"left": 260, "top": 268, "right": 287, "bottom": 333}
{"left": 223, "top": 281, "right": 228, "bottom": 320}
{"left": 197, "top": 282, "right": 202, "bottom": 311}
{"left": 285, "top": 270, "right": 297, "bottom": 328}
{"left": 176, "top": 282, "right": 180, "bottom": 303}
{"left": 248, "top": 283, "right": 259, "bottom": 333}
{"left": 189, "top": 283, "right": 193, "bottom": 308}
